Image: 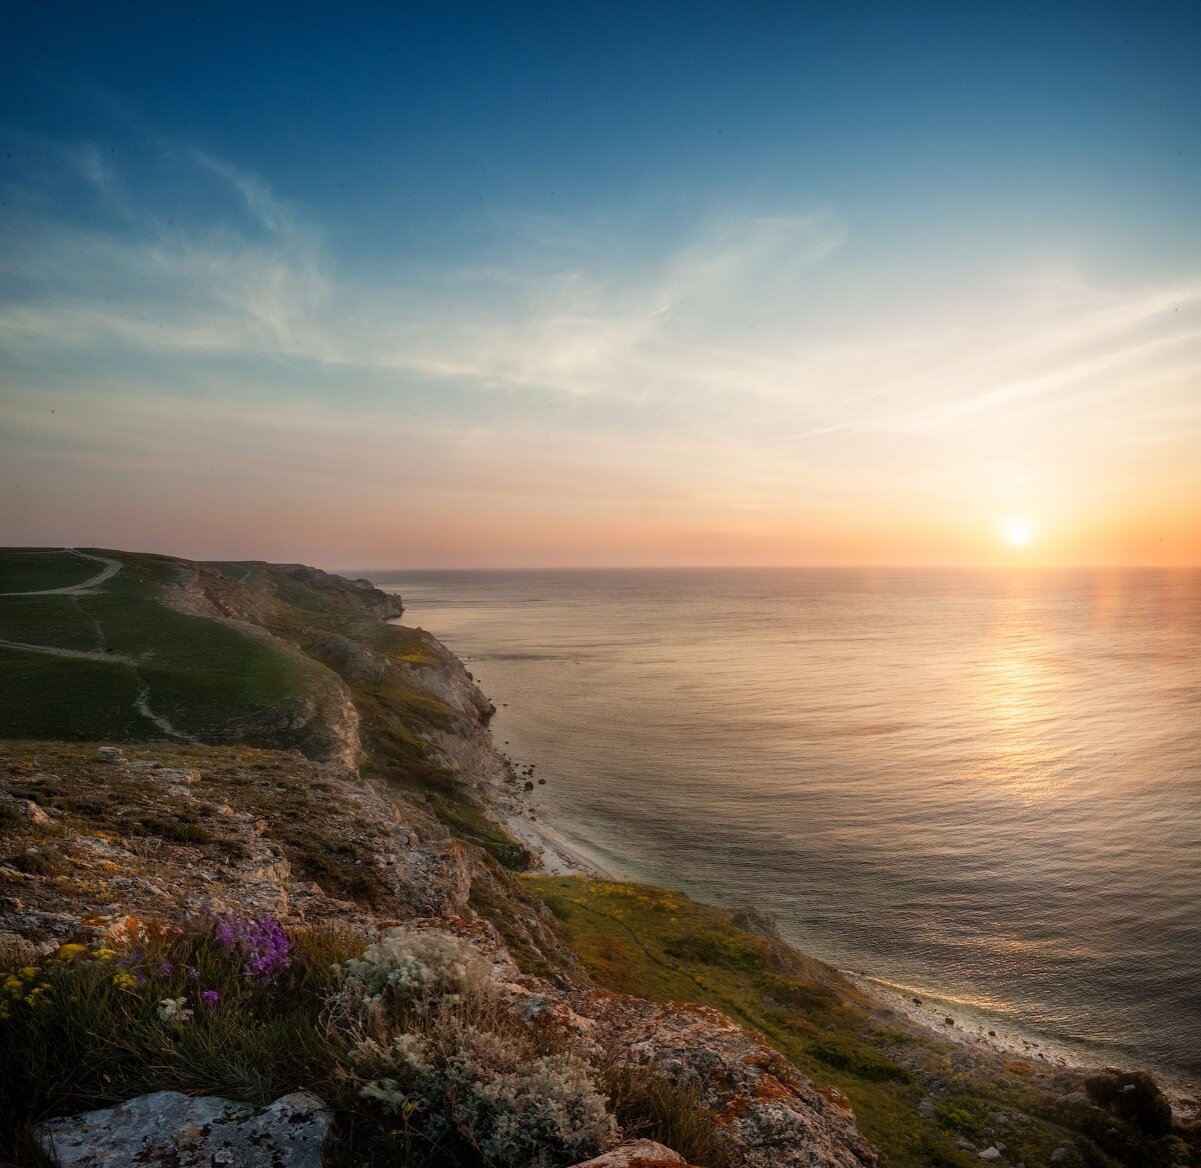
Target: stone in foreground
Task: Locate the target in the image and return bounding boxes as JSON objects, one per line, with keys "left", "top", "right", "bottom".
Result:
{"left": 569, "top": 1140, "right": 698, "bottom": 1167}
{"left": 35, "top": 1090, "right": 330, "bottom": 1168}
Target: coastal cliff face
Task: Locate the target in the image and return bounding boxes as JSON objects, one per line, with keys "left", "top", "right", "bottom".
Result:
{"left": 0, "top": 549, "right": 881, "bottom": 1168}
{"left": 1, "top": 549, "right": 1194, "bottom": 1168}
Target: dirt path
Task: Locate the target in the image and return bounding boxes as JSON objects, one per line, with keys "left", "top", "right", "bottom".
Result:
{"left": 0, "top": 639, "right": 143, "bottom": 665}
{"left": 0, "top": 548, "right": 124, "bottom": 597}
{"left": 1, "top": 551, "right": 198, "bottom": 742}
{"left": 134, "top": 681, "right": 199, "bottom": 742}
{"left": 0, "top": 635, "right": 198, "bottom": 742}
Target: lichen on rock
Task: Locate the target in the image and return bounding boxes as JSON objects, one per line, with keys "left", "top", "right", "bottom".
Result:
{"left": 36, "top": 1090, "right": 331, "bottom": 1168}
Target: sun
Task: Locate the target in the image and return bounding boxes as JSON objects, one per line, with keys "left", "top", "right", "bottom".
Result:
{"left": 1006, "top": 518, "right": 1032, "bottom": 548}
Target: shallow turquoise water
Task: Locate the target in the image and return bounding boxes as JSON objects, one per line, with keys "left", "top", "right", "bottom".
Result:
{"left": 369, "top": 568, "right": 1201, "bottom": 1082}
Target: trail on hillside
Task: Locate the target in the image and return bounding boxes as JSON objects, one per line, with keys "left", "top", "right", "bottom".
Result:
{"left": 0, "top": 635, "right": 199, "bottom": 742}
{"left": 1, "top": 550, "right": 198, "bottom": 742}
{"left": 0, "top": 548, "right": 124, "bottom": 597}
{"left": 0, "top": 639, "right": 143, "bottom": 665}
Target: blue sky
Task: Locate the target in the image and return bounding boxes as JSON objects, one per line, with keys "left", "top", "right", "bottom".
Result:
{"left": 2, "top": 1, "right": 1199, "bottom": 565}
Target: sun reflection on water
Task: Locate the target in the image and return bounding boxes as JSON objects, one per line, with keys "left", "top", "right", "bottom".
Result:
{"left": 977, "top": 597, "right": 1064, "bottom": 805}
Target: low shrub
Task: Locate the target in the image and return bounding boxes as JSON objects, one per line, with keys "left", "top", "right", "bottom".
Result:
{"left": 332, "top": 927, "right": 490, "bottom": 1015}
{"left": 331, "top": 926, "right": 618, "bottom": 1168}
{"left": 934, "top": 1100, "right": 990, "bottom": 1139}
{"left": 1084, "top": 1072, "right": 1173, "bottom": 1138}
{"left": 808, "top": 1036, "right": 912, "bottom": 1083}
{"left": 664, "top": 927, "right": 765, "bottom": 971}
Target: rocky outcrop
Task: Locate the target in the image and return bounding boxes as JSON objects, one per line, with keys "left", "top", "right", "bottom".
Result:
{"left": 415, "top": 917, "right": 877, "bottom": 1168}
{"left": 0, "top": 741, "right": 474, "bottom": 949}
{"left": 35, "top": 1090, "right": 330, "bottom": 1167}
{"left": 578, "top": 994, "right": 876, "bottom": 1167}
{"left": 272, "top": 563, "right": 403, "bottom": 620}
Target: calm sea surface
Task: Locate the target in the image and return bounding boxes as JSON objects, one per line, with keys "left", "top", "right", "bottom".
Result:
{"left": 368, "top": 568, "right": 1200, "bottom": 1082}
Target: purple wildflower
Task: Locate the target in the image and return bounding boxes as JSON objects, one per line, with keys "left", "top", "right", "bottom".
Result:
{"left": 158, "top": 960, "right": 175, "bottom": 976}
{"left": 211, "top": 913, "right": 291, "bottom": 983}
{"left": 200, "top": 988, "right": 220, "bottom": 1010}
{"left": 185, "top": 965, "right": 200, "bottom": 980}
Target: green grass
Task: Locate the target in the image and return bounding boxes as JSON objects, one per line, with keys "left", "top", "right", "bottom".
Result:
{"left": 601, "top": 1063, "right": 739, "bottom": 1168}
{"left": 0, "top": 648, "right": 164, "bottom": 741}
{"left": 0, "top": 596, "right": 103, "bottom": 651}
{"left": 0, "top": 551, "right": 331, "bottom": 749}
{"left": 0, "top": 550, "right": 98, "bottom": 594}
{"left": 525, "top": 876, "right": 1196, "bottom": 1168}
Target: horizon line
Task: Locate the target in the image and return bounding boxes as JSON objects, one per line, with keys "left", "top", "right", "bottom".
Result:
{"left": 345, "top": 562, "right": 1201, "bottom": 574}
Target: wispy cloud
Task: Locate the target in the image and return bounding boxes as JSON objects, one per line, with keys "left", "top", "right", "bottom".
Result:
{"left": 190, "top": 149, "right": 311, "bottom": 242}
{"left": 2, "top": 141, "right": 1200, "bottom": 564}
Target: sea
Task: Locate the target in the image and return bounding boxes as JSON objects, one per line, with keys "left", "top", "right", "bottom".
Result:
{"left": 367, "top": 568, "right": 1201, "bottom": 1086}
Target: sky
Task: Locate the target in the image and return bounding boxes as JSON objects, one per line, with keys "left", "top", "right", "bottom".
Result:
{"left": 1, "top": 1, "right": 1199, "bottom": 568}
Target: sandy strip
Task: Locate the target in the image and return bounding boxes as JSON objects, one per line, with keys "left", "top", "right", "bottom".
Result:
{"left": 501, "top": 808, "right": 614, "bottom": 878}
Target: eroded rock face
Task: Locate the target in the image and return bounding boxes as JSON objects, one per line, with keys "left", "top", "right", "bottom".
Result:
{"left": 35, "top": 1090, "right": 330, "bottom": 1168}
{"left": 391, "top": 917, "right": 876, "bottom": 1168}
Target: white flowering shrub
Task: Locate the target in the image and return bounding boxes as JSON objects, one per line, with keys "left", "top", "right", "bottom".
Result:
{"left": 351, "top": 1018, "right": 616, "bottom": 1167}
{"left": 332, "top": 927, "right": 490, "bottom": 1017}
{"left": 331, "top": 927, "right": 618, "bottom": 1167}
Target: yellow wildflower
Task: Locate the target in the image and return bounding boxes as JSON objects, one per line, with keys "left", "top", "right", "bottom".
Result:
{"left": 94, "top": 948, "right": 117, "bottom": 961}
{"left": 3, "top": 976, "right": 23, "bottom": 995}
{"left": 19, "top": 966, "right": 39, "bottom": 980}
{"left": 112, "top": 972, "right": 138, "bottom": 991}
{"left": 57, "top": 943, "right": 87, "bottom": 959}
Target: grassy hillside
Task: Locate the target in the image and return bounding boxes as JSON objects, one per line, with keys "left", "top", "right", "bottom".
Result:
{"left": 0, "top": 549, "right": 325, "bottom": 747}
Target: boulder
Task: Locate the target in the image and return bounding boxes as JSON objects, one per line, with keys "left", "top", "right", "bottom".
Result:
{"left": 35, "top": 1090, "right": 330, "bottom": 1168}
{"left": 569, "top": 1140, "right": 696, "bottom": 1167}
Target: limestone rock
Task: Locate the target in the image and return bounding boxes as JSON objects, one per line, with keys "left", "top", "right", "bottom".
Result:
{"left": 36, "top": 1090, "right": 330, "bottom": 1168}
{"left": 569, "top": 1140, "right": 695, "bottom": 1166}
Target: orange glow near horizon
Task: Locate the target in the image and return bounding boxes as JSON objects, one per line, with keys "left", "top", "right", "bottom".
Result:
{"left": 1, "top": 188, "right": 1199, "bottom": 569}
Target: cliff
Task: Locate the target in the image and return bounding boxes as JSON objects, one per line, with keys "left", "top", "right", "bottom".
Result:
{"left": 0, "top": 548, "right": 1194, "bottom": 1168}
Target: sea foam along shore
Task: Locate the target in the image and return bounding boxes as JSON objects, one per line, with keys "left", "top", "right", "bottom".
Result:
{"left": 502, "top": 804, "right": 614, "bottom": 877}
